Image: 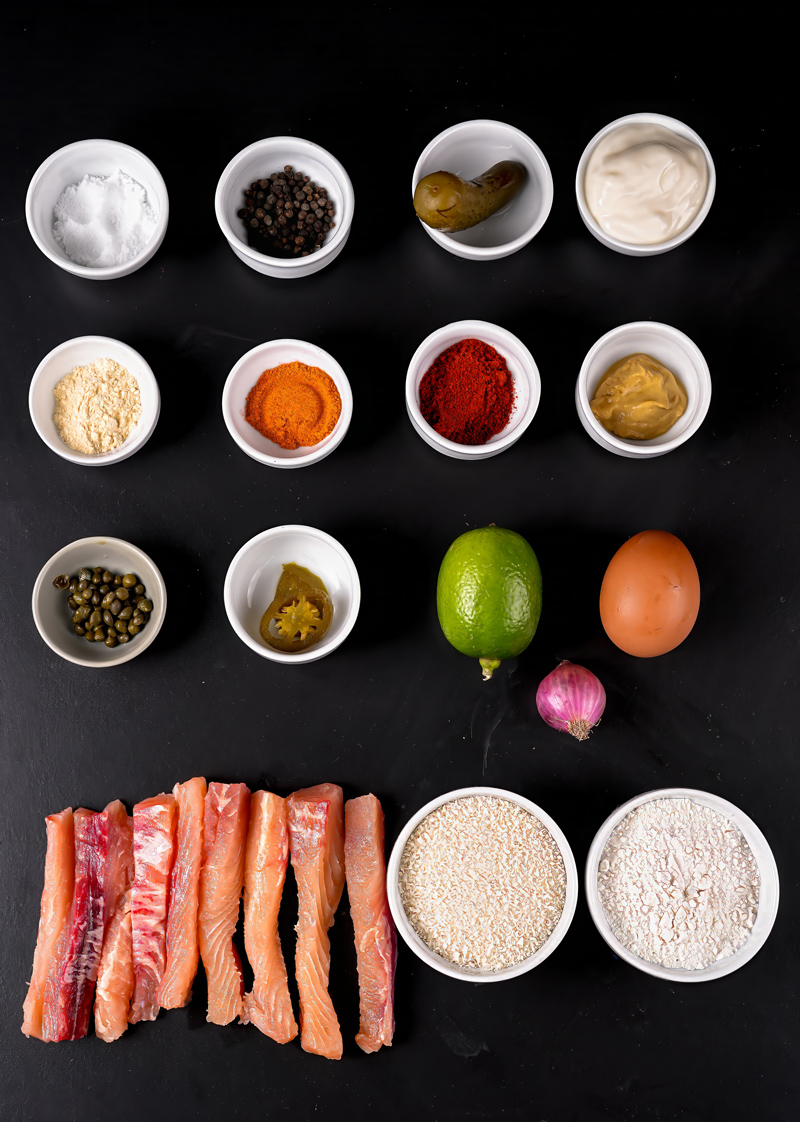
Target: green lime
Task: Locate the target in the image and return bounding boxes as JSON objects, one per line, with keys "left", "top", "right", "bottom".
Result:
{"left": 436, "top": 526, "right": 542, "bottom": 680}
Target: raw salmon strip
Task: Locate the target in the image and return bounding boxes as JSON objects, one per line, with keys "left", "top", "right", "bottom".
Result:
{"left": 287, "top": 783, "right": 345, "bottom": 1060}
{"left": 21, "top": 808, "right": 75, "bottom": 1040}
{"left": 41, "top": 807, "right": 109, "bottom": 1041}
{"left": 129, "top": 794, "right": 177, "bottom": 1023}
{"left": 95, "top": 802, "right": 134, "bottom": 1042}
{"left": 344, "top": 795, "right": 396, "bottom": 1053}
{"left": 158, "top": 777, "right": 207, "bottom": 1010}
{"left": 198, "top": 782, "right": 250, "bottom": 1025}
{"left": 241, "top": 791, "right": 297, "bottom": 1043}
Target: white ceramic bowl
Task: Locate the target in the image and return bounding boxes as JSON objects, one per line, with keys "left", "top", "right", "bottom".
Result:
{"left": 215, "top": 137, "right": 354, "bottom": 279}
{"left": 32, "top": 537, "right": 167, "bottom": 668}
{"left": 25, "top": 139, "right": 169, "bottom": 279}
{"left": 576, "top": 321, "right": 711, "bottom": 459}
{"left": 585, "top": 788, "right": 779, "bottom": 983}
{"left": 29, "top": 336, "right": 160, "bottom": 466}
{"left": 406, "top": 320, "right": 540, "bottom": 460}
{"left": 412, "top": 120, "right": 553, "bottom": 261}
{"left": 224, "top": 526, "right": 360, "bottom": 664}
{"left": 575, "top": 113, "right": 715, "bottom": 257}
{"left": 222, "top": 339, "right": 352, "bottom": 469}
{"left": 388, "top": 786, "right": 578, "bottom": 983}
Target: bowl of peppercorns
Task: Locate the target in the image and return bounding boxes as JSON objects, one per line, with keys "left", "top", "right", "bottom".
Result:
{"left": 215, "top": 137, "right": 354, "bottom": 279}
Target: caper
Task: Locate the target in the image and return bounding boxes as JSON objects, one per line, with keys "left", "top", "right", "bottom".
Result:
{"left": 72, "top": 606, "right": 90, "bottom": 623}
{"left": 103, "top": 571, "right": 113, "bottom": 584}
{"left": 78, "top": 568, "right": 93, "bottom": 581}
{"left": 91, "top": 591, "right": 101, "bottom": 605}
{"left": 117, "top": 632, "right": 131, "bottom": 644}
{"left": 53, "top": 574, "right": 70, "bottom": 589}
{"left": 103, "top": 610, "right": 114, "bottom": 626}
{"left": 122, "top": 573, "right": 136, "bottom": 588}
{"left": 73, "top": 624, "right": 85, "bottom": 635}
{"left": 84, "top": 630, "right": 95, "bottom": 642}
{"left": 68, "top": 597, "right": 78, "bottom": 610}
{"left": 104, "top": 635, "right": 118, "bottom": 648}
{"left": 93, "top": 565, "right": 103, "bottom": 575}
{"left": 78, "top": 579, "right": 89, "bottom": 592}
{"left": 113, "top": 574, "right": 123, "bottom": 586}
{"left": 134, "top": 584, "right": 145, "bottom": 595}
{"left": 101, "top": 592, "right": 115, "bottom": 608}
{"left": 88, "top": 609, "right": 102, "bottom": 628}
{"left": 69, "top": 578, "right": 78, "bottom": 593}
{"left": 119, "top": 605, "right": 133, "bottom": 620}
{"left": 93, "top": 627, "right": 105, "bottom": 641}
{"left": 138, "top": 599, "right": 153, "bottom": 613}
{"left": 132, "top": 612, "right": 144, "bottom": 625}
{"left": 99, "top": 584, "right": 110, "bottom": 595}
{"left": 110, "top": 599, "right": 122, "bottom": 615}
{"left": 128, "top": 623, "right": 141, "bottom": 635}
{"left": 115, "top": 620, "right": 128, "bottom": 633}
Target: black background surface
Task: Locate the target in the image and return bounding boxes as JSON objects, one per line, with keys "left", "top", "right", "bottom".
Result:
{"left": 1, "top": 10, "right": 798, "bottom": 1122}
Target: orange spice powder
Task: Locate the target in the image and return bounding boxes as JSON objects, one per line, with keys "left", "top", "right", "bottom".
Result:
{"left": 244, "top": 361, "right": 342, "bottom": 450}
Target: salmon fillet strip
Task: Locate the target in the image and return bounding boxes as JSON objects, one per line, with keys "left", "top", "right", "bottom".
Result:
{"left": 344, "top": 795, "right": 396, "bottom": 1053}
{"left": 130, "top": 794, "right": 177, "bottom": 1023}
{"left": 95, "top": 802, "right": 134, "bottom": 1042}
{"left": 198, "top": 782, "right": 250, "bottom": 1025}
{"left": 21, "top": 808, "right": 75, "bottom": 1040}
{"left": 287, "top": 783, "right": 345, "bottom": 1060}
{"left": 241, "top": 791, "right": 297, "bottom": 1043}
{"left": 158, "top": 777, "right": 207, "bottom": 1010}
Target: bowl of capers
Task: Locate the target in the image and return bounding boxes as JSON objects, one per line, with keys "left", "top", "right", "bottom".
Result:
{"left": 31, "top": 536, "right": 166, "bottom": 667}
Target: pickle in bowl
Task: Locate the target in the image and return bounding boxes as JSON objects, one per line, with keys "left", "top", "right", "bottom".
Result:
{"left": 413, "top": 160, "right": 526, "bottom": 233}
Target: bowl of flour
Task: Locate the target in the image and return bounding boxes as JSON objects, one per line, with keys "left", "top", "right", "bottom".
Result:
{"left": 29, "top": 336, "right": 160, "bottom": 466}
{"left": 585, "top": 788, "right": 779, "bottom": 982}
{"left": 25, "top": 139, "right": 169, "bottom": 279}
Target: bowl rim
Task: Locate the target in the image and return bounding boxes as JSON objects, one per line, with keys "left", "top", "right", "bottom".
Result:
{"left": 31, "top": 535, "right": 167, "bottom": 668}
{"left": 585, "top": 787, "right": 780, "bottom": 983}
{"left": 575, "top": 112, "right": 716, "bottom": 255}
{"left": 214, "top": 136, "right": 354, "bottom": 271}
{"left": 387, "top": 785, "right": 578, "bottom": 983}
{"left": 575, "top": 320, "right": 711, "bottom": 457}
{"left": 221, "top": 338, "right": 353, "bottom": 468}
{"left": 28, "top": 334, "right": 161, "bottom": 466}
{"left": 24, "top": 138, "right": 170, "bottom": 279}
{"left": 412, "top": 118, "right": 554, "bottom": 258}
{"left": 222, "top": 524, "right": 361, "bottom": 664}
{"left": 405, "top": 319, "right": 541, "bottom": 457}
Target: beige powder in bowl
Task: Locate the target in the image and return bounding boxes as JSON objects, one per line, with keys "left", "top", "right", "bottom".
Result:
{"left": 53, "top": 357, "right": 142, "bottom": 454}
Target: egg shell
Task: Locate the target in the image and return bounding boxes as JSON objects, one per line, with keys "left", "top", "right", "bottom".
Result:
{"left": 599, "top": 530, "right": 700, "bottom": 657}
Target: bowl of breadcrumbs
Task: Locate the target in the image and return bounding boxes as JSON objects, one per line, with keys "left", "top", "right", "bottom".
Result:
{"left": 388, "top": 786, "right": 578, "bottom": 982}
{"left": 29, "top": 335, "right": 160, "bottom": 466}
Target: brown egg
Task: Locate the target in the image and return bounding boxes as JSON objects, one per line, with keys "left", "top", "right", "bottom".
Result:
{"left": 599, "top": 530, "right": 700, "bottom": 657}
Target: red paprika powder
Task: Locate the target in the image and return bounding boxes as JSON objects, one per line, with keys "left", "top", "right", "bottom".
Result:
{"left": 418, "top": 337, "right": 515, "bottom": 445}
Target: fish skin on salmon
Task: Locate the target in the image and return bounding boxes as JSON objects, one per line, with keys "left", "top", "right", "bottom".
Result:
{"left": 287, "top": 783, "right": 345, "bottom": 1060}
{"left": 94, "top": 802, "right": 134, "bottom": 1043}
{"left": 198, "top": 782, "right": 250, "bottom": 1025}
{"left": 21, "top": 808, "right": 75, "bottom": 1040}
{"left": 41, "top": 807, "right": 109, "bottom": 1041}
{"left": 344, "top": 795, "right": 396, "bottom": 1053}
{"left": 158, "top": 777, "right": 207, "bottom": 1010}
{"left": 129, "top": 794, "right": 177, "bottom": 1023}
{"left": 241, "top": 791, "right": 297, "bottom": 1043}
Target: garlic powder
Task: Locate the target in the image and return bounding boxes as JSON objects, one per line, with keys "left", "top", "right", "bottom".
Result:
{"left": 53, "top": 358, "right": 142, "bottom": 455}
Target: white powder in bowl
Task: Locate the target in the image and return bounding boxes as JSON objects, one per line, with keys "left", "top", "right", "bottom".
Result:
{"left": 53, "top": 357, "right": 142, "bottom": 455}
{"left": 53, "top": 170, "right": 157, "bottom": 267}
{"left": 597, "top": 797, "right": 759, "bottom": 970}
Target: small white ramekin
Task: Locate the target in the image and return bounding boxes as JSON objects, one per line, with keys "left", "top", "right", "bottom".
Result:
{"left": 221, "top": 339, "right": 352, "bottom": 469}
{"left": 223, "top": 526, "right": 360, "bottom": 664}
{"left": 585, "top": 788, "right": 779, "bottom": 983}
{"left": 406, "top": 320, "right": 541, "bottom": 461}
{"left": 388, "top": 786, "right": 578, "bottom": 983}
{"left": 29, "top": 336, "right": 160, "bottom": 466}
{"left": 32, "top": 537, "right": 167, "bottom": 668}
{"left": 25, "top": 139, "right": 169, "bottom": 279}
{"left": 575, "top": 113, "right": 715, "bottom": 256}
{"left": 412, "top": 120, "right": 553, "bottom": 261}
{"left": 575, "top": 321, "right": 711, "bottom": 459}
{"left": 215, "top": 137, "right": 353, "bottom": 279}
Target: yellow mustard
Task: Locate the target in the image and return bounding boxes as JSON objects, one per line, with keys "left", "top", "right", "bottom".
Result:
{"left": 590, "top": 353, "right": 688, "bottom": 439}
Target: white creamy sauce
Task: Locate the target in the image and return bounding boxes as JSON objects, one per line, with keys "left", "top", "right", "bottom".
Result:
{"left": 584, "top": 123, "right": 708, "bottom": 245}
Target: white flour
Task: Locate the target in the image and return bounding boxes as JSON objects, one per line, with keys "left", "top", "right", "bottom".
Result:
{"left": 597, "top": 798, "right": 759, "bottom": 970}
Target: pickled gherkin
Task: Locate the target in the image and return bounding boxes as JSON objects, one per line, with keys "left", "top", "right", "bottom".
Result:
{"left": 413, "top": 161, "right": 526, "bottom": 232}
{"left": 259, "top": 563, "right": 333, "bottom": 652}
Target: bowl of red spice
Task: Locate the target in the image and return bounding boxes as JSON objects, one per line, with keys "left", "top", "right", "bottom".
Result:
{"left": 406, "top": 321, "right": 541, "bottom": 460}
{"left": 222, "top": 339, "right": 353, "bottom": 469}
